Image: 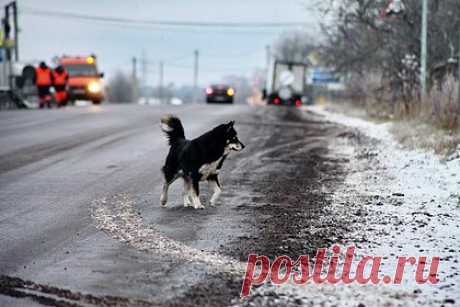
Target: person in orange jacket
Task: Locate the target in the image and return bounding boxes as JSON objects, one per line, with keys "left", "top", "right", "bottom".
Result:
{"left": 35, "top": 62, "right": 53, "bottom": 109}
{"left": 53, "top": 65, "right": 69, "bottom": 108}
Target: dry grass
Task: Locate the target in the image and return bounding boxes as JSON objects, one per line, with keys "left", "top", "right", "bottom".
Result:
{"left": 330, "top": 100, "right": 460, "bottom": 156}
{"left": 389, "top": 119, "right": 460, "bottom": 156}
{"left": 331, "top": 74, "right": 460, "bottom": 156}
{"left": 346, "top": 74, "right": 460, "bottom": 129}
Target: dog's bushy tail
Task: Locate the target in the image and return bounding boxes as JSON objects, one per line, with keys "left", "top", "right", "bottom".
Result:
{"left": 160, "top": 114, "right": 185, "bottom": 146}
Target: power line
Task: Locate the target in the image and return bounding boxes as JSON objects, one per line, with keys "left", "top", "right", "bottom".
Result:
{"left": 203, "top": 49, "right": 263, "bottom": 62}
{"left": 167, "top": 64, "right": 194, "bottom": 69}
{"left": 167, "top": 64, "right": 257, "bottom": 73}
{"left": 20, "top": 6, "right": 309, "bottom": 29}
{"left": 151, "top": 50, "right": 262, "bottom": 67}
{"left": 24, "top": 13, "right": 283, "bottom": 35}
{"left": 163, "top": 53, "right": 194, "bottom": 64}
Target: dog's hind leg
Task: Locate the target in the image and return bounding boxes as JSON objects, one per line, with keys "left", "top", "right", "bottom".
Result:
{"left": 207, "top": 174, "right": 222, "bottom": 206}
{"left": 190, "top": 175, "right": 204, "bottom": 209}
{"left": 183, "top": 177, "right": 193, "bottom": 207}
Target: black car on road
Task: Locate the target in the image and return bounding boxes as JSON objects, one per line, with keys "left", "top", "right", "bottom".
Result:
{"left": 206, "top": 84, "right": 234, "bottom": 104}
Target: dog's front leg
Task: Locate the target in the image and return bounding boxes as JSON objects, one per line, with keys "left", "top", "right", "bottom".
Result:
{"left": 190, "top": 176, "right": 205, "bottom": 209}
{"left": 183, "top": 177, "right": 193, "bottom": 207}
{"left": 160, "top": 169, "right": 176, "bottom": 207}
{"left": 160, "top": 182, "right": 169, "bottom": 207}
{"left": 207, "top": 174, "right": 222, "bottom": 206}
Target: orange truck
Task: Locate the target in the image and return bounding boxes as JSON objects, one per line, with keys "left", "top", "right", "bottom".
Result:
{"left": 58, "top": 55, "right": 105, "bottom": 104}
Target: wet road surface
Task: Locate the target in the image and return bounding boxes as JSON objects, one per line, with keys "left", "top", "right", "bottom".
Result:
{"left": 0, "top": 104, "right": 348, "bottom": 306}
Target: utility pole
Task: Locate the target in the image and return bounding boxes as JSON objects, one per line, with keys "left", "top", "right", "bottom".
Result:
{"left": 458, "top": 29, "right": 460, "bottom": 110}
{"left": 132, "top": 57, "right": 138, "bottom": 103}
{"left": 264, "top": 45, "right": 272, "bottom": 98}
{"left": 3, "top": 2, "right": 12, "bottom": 90}
{"left": 3, "top": 3, "right": 10, "bottom": 61}
{"left": 132, "top": 57, "right": 137, "bottom": 81}
{"left": 159, "top": 61, "right": 164, "bottom": 104}
{"left": 265, "top": 45, "right": 271, "bottom": 72}
{"left": 141, "top": 51, "right": 147, "bottom": 87}
{"left": 193, "top": 49, "right": 199, "bottom": 103}
{"left": 12, "top": 1, "right": 17, "bottom": 61}
{"left": 420, "top": 0, "right": 428, "bottom": 100}
{"left": 141, "top": 50, "right": 148, "bottom": 103}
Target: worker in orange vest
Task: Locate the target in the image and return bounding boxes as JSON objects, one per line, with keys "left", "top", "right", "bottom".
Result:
{"left": 53, "top": 65, "right": 69, "bottom": 108}
{"left": 35, "top": 62, "right": 53, "bottom": 109}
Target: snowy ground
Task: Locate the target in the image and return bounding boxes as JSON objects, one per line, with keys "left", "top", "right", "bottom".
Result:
{"left": 238, "top": 105, "right": 460, "bottom": 306}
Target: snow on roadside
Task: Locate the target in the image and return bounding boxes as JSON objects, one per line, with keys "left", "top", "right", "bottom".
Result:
{"left": 307, "top": 105, "right": 395, "bottom": 142}
{"left": 238, "top": 106, "right": 460, "bottom": 307}
{"left": 301, "top": 105, "right": 460, "bottom": 305}
{"left": 308, "top": 104, "right": 460, "bottom": 202}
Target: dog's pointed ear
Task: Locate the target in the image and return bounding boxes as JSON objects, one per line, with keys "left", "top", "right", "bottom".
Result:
{"left": 226, "top": 121, "right": 235, "bottom": 132}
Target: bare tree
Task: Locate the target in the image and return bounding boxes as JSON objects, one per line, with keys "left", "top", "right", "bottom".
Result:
{"left": 274, "top": 31, "right": 317, "bottom": 64}
{"left": 106, "top": 71, "right": 137, "bottom": 103}
{"left": 318, "top": 0, "right": 460, "bottom": 116}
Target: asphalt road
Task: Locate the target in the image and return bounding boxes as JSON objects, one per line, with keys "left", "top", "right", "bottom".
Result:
{"left": 0, "top": 103, "right": 347, "bottom": 306}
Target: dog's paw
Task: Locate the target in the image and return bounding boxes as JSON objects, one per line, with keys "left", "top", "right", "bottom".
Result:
{"left": 183, "top": 197, "right": 192, "bottom": 207}
{"left": 160, "top": 201, "right": 168, "bottom": 208}
{"left": 194, "top": 204, "right": 205, "bottom": 210}
{"left": 210, "top": 201, "right": 217, "bottom": 207}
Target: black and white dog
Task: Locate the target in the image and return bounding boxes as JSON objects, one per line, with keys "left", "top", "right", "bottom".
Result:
{"left": 160, "top": 115, "right": 245, "bottom": 209}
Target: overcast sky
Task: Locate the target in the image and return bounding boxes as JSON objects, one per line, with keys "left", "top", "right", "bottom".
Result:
{"left": 2, "top": 0, "right": 321, "bottom": 86}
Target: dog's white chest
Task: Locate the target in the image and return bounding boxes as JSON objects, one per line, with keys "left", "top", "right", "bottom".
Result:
{"left": 199, "top": 157, "right": 223, "bottom": 179}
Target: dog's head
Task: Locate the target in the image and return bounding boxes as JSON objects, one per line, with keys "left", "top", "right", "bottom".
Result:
{"left": 224, "top": 121, "right": 245, "bottom": 152}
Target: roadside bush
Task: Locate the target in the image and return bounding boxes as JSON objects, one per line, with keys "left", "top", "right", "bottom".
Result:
{"left": 106, "top": 71, "right": 137, "bottom": 103}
